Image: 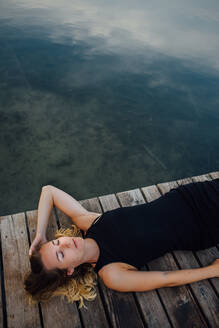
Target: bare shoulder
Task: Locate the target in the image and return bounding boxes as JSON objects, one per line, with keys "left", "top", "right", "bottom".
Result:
{"left": 98, "top": 262, "right": 138, "bottom": 285}
{"left": 80, "top": 212, "right": 102, "bottom": 232}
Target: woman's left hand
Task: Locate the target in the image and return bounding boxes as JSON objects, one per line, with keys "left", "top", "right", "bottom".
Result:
{"left": 29, "top": 234, "right": 48, "bottom": 256}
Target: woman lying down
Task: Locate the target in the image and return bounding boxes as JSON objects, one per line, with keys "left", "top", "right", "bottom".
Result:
{"left": 24, "top": 179, "right": 219, "bottom": 308}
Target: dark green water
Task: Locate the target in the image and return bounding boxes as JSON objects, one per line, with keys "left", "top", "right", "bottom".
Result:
{"left": 0, "top": 0, "right": 219, "bottom": 216}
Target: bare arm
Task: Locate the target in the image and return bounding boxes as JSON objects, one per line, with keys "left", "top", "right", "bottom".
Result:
{"left": 103, "top": 261, "right": 219, "bottom": 292}
{"left": 36, "top": 185, "right": 100, "bottom": 237}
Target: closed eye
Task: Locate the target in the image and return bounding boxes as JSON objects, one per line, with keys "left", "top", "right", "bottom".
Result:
{"left": 59, "top": 252, "right": 64, "bottom": 261}
{"left": 52, "top": 239, "right": 64, "bottom": 260}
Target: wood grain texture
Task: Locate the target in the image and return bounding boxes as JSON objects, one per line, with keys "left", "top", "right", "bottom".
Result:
{"left": 209, "top": 171, "right": 219, "bottom": 179}
{"left": 1, "top": 213, "right": 41, "bottom": 328}
{"left": 1, "top": 171, "right": 218, "bottom": 328}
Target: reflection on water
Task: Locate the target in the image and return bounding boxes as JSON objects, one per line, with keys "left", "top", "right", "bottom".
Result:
{"left": 0, "top": 0, "right": 219, "bottom": 215}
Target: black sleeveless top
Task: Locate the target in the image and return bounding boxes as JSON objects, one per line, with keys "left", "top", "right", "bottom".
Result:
{"left": 85, "top": 179, "right": 219, "bottom": 274}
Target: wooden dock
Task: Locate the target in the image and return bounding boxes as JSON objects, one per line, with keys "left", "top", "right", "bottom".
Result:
{"left": 0, "top": 172, "right": 219, "bottom": 328}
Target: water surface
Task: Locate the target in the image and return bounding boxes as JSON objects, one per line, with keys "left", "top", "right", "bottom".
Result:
{"left": 0, "top": 0, "right": 219, "bottom": 215}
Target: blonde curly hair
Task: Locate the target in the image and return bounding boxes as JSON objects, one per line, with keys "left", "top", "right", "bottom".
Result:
{"left": 24, "top": 224, "right": 97, "bottom": 309}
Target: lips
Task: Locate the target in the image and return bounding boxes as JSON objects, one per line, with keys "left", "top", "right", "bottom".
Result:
{"left": 73, "top": 238, "right": 77, "bottom": 248}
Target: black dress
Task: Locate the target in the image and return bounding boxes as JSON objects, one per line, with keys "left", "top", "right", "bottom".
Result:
{"left": 85, "top": 179, "right": 219, "bottom": 274}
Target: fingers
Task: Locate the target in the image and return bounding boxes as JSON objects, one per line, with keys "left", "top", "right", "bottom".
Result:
{"left": 29, "top": 244, "right": 35, "bottom": 256}
{"left": 29, "top": 237, "right": 38, "bottom": 256}
{"left": 29, "top": 236, "right": 47, "bottom": 256}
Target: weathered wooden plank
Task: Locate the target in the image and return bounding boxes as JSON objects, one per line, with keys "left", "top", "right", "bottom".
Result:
{"left": 26, "top": 209, "right": 82, "bottom": 328}
{"left": 191, "top": 173, "right": 212, "bottom": 183}
{"left": 56, "top": 196, "right": 109, "bottom": 328}
{"left": 157, "top": 180, "right": 178, "bottom": 194}
{"left": 141, "top": 184, "right": 207, "bottom": 328}
{"left": 194, "top": 247, "right": 219, "bottom": 294}
{"left": 176, "top": 177, "right": 192, "bottom": 185}
{"left": 1, "top": 171, "right": 218, "bottom": 328}
{"left": 172, "top": 249, "right": 219, "bottom": 327}
{"left": 117, "top": 188, "right": 171, "bottom": 328}
{"left": 97, "top": 194, "right": 145, "bottom": 328}
{"left": 1, "top": 213, "right": 41, "bottom": 328}
{"left": 209, "top": 171, "right": 219, "bottom": 179}
{"left": 141, "top": 184, "right": 161, "bottom": 202}
{"left": 170, "top": 176, "right": 219, "bottom": 327}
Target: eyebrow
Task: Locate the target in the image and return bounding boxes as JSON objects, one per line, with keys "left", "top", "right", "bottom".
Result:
{"left": 52, "top": 240, "right": 60, "bottom": 262}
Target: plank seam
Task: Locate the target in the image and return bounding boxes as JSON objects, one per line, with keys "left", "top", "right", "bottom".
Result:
{"left": 171, "top": 251, "right": 211, "bottom": 328}
{"left": 114, "top": 193, "right": 122, "bottom": 207}
{"left": 96, "top": 279, "right": 113, "bottom": 328}
{"left": 24, "top": 211, "right": 45, "bottom": 328}
{"left": 76, "top": 302, "right": 86, "bottom": 328}
{"left": 192, "top": 250, "right": 219, "bottom": 300}
{"left": 132, "top": 292, "right": 149, "bottom": 328}
{"left": 153, "top": 287, "right": 174, "bottom": 328}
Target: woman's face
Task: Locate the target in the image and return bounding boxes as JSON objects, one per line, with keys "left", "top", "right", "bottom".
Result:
{"left": 39, "top": 236, "right": 85, "bottom": 275}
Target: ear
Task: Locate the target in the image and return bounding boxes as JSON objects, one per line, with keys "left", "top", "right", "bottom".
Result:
{"left": 67, "top": 267, "right": 74, "bottom": 276}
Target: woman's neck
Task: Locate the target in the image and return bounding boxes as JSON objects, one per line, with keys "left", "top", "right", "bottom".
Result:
{"left": 82, "top": 238, "right": 100, "bottom": 265}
